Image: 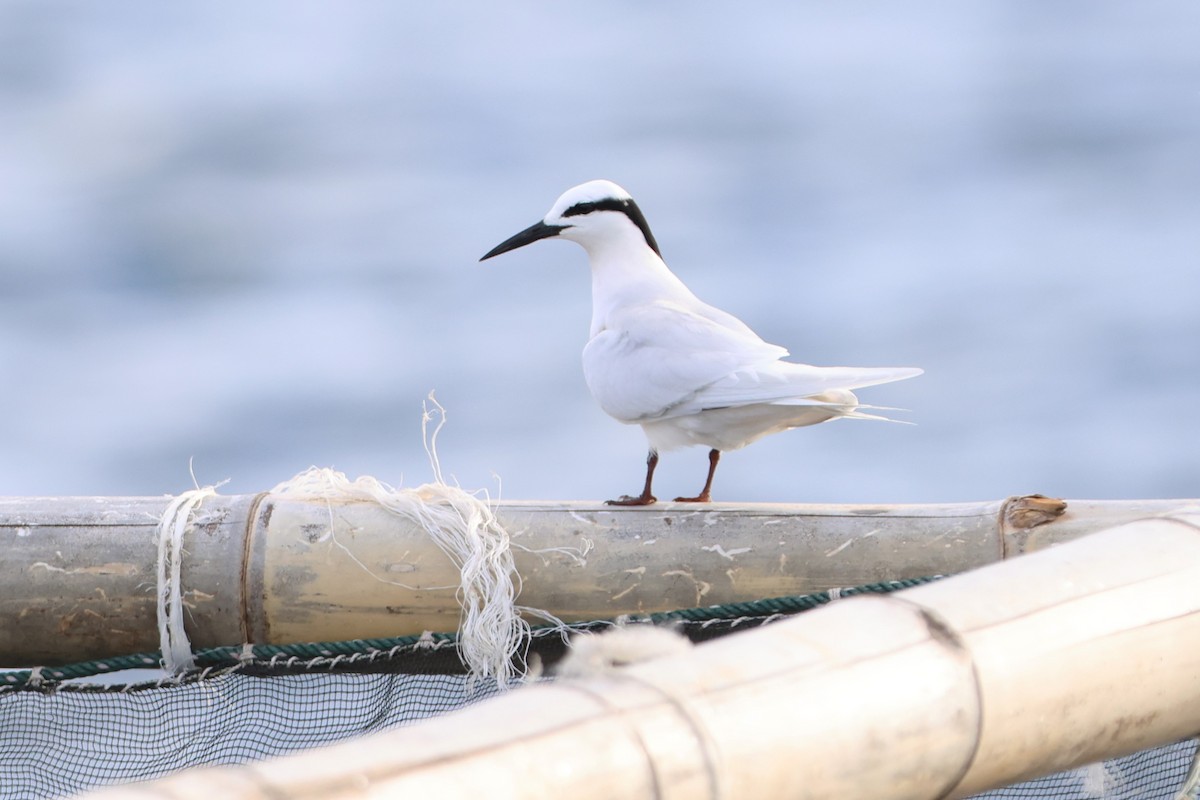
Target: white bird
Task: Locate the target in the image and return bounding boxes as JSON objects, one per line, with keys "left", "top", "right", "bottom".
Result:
{"left": 481, "top": 180, "right": 921, "bottom": 506}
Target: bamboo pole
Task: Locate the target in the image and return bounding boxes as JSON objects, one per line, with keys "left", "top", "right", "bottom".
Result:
{"left": 78, "top": 514, "right": 1200, "bottom": 799}
{"left": 0, "top": 493, "right": 1194, "bottom": 666}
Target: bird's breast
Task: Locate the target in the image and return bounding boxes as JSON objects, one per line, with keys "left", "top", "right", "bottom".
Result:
{"left": 582, "top": 328, "right": 656, "bottom": 423}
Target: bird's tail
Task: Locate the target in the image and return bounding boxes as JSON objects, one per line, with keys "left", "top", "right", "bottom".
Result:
{"left": 775, "top": 365, "right": 922, "bottom": 423}
{"left": 770, "top": 395, "right": 914, "bottom": 423}
{"left": 839, "top": 404, "right": 916, "bottom": 424}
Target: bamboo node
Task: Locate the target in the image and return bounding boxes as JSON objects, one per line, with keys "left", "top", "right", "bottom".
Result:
{"left": 1003, "top": 494, "right": 1068, "bottom": 530}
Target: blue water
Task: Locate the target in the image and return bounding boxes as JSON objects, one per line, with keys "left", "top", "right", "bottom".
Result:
{"left": 2, "top": 2, "right": 1198, "bottom": 503}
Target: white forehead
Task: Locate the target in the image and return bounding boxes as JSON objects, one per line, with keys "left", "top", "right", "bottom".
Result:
{"left": 546, "top": 179, "right": 632, "bottom": 219}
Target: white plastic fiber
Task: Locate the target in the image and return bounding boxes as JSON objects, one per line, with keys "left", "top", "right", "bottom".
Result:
{"left": 270, "top": 396, "right": 543, "bottom": 687}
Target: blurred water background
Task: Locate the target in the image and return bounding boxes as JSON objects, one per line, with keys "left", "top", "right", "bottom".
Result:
{"left": 1, "top": 2, "right": 1197, "bottom": 504}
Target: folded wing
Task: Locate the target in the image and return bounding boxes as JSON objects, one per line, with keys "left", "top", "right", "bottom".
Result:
{"left": 582, "top": 299, "right": 785, "bottom": 422}
{"left": 582, "top": 299, "right": 921, "bottom": 424}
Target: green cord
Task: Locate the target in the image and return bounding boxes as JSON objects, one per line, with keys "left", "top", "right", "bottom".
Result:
{"left": 1, "top": 577, "right": 942, "bottom": 691}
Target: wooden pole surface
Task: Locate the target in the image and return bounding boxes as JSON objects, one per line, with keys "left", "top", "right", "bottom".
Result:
{"left": 0, "top": 493, "right": 1194, "bottom": 666}
{"left": 77, "top": 513, "right": 1200, "bottom": 800}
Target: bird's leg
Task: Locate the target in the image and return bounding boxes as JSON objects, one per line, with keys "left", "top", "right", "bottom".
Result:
{"left": 674, "top": 449, "right": 720, "bottom": 503}
{"left": 606, "top": 450, "right": 658, "bottom": 506}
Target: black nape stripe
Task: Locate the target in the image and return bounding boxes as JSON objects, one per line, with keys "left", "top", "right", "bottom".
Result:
{"left": 562, "top": 197, "right": 663, "bottom": 258}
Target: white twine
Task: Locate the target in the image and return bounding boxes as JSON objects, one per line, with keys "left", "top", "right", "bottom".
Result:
{"left": 555, "top": 625, "right": 693, "bottom": 679}
{"left": 270, "top": 395, "right": 561, "bottom": 688}
{"left": 271, "top": 467, "right": 524, "bottom": 686}
{"left": 156, "top": 486, "right": 217, "bottom": 674}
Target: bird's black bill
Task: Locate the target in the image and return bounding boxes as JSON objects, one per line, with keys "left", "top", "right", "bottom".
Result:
{"left": 480, "top": 220, "right": 566, "bottom": 261}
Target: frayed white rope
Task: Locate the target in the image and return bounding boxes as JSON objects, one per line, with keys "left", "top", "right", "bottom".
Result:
{"left": 270, "top": 467, "right": 525, "bottom": 685}
{"left": 156, "top": 485, "right": 217, "bottom": 674}
{"left": 270, "top": 394, "right": 562, "bottom": 688}
{"left": 555, "top": 626, "right": 693, "bottom": 679}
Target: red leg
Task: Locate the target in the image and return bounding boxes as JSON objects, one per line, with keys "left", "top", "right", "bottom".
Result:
{"left": 606, "top": 450, "right": 658, "bottom": 506}
{"left": 674, "top": 449, "right": 720, "bottom": 503}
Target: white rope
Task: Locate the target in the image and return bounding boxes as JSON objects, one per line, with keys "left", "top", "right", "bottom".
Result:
{"left": 270, "top": 395, "right": 559, "bottom": 688}
{"left": 156, "top": 486, "right": 217, "bottom": 674}
{"left": 555, "top": 625, "right": 693, "bottom": 679}
{"left": 269, "top": 467, "right": 530, "bottom": 686}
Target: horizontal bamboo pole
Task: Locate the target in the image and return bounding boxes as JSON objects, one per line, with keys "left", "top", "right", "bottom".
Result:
{"left": 0, "top": 493, "right": 1194, "bottom": 666}
{"left": 79, "top": 514, "right": 1200, "bottom": 799}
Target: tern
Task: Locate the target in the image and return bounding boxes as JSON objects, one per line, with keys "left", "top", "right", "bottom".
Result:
{"left": 481, "top": 180, "right": 921, "bottom": 506}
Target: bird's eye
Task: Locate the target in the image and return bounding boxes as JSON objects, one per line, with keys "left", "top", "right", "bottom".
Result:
{"left": 563, "top": 201, "right": 597, "bottom": 218}
{"left": 562, "top": 198, "right": 630, "bottom": 218}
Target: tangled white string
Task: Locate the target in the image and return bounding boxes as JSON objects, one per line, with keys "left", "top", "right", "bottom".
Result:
{"left": 270, "top": 396, "right": 547, "bottom": 687}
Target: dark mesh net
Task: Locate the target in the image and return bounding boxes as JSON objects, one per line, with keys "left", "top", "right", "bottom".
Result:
{"left": 0, "top": 672, "right": 503, "bottom": 798}
{"left": 970, "top": 740, "right": 1198, "bottom": 799}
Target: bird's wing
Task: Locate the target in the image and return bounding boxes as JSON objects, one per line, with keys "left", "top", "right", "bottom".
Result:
{"left": 666, "top": 361, "right": 924, "bottom": 419}
{"left": 582, "top": 299, "right": 787, "bottom": 422}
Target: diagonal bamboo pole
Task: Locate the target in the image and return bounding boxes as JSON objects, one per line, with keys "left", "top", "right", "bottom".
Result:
{"left": 77, "top": 513, "right": 1200, "bottom": 800}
